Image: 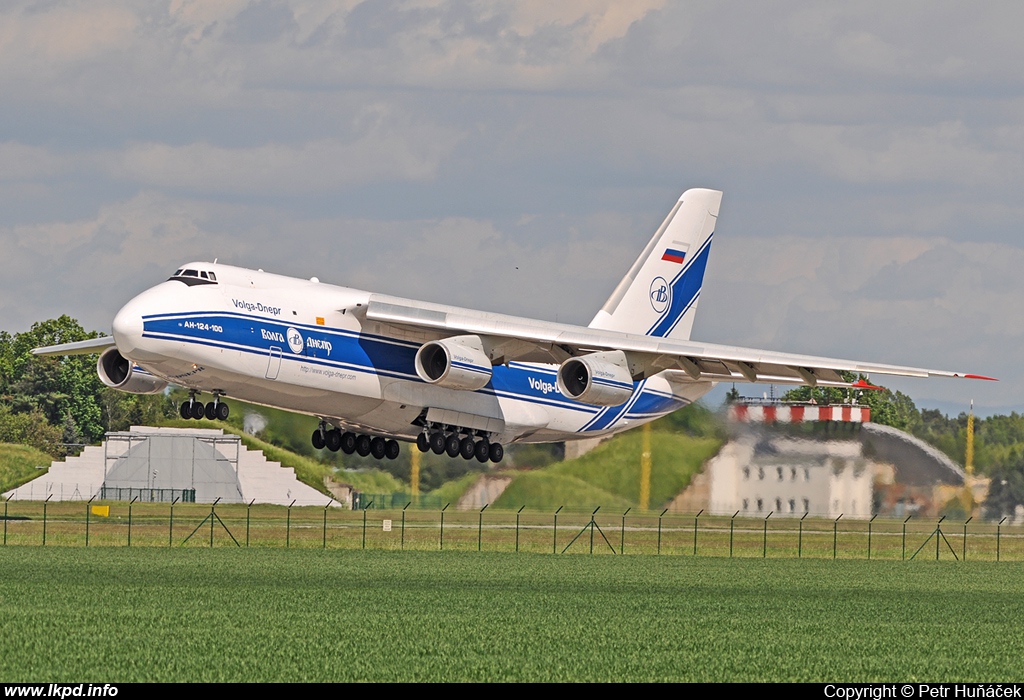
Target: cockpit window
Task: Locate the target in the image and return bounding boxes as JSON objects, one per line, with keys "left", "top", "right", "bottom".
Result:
{"left": 168, "top": 267, "right": 218, "bottom": 286}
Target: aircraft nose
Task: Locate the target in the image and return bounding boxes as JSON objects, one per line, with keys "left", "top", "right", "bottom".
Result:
{"left": 111, "top": 298, "right": 144, "bottom": 353}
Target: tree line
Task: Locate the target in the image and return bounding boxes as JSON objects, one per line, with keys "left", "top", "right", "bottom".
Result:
{"left": 0, "top": 316, "right": 173, "bottom": 457}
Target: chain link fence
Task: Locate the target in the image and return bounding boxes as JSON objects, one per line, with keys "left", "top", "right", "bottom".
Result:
{"left": 2, "top": 499, "right": 1021, "bottom": 561}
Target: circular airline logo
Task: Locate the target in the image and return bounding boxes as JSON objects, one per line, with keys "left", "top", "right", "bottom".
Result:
{"left": 649, "top": 277, "right": 670, "bottom": 313}
{"left": 286, "top": 327, "right": 304, "bottom": 354}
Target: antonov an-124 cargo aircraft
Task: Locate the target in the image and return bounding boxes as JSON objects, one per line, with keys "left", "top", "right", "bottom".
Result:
{"left": 33, "top": 189, "right": 992, "bottom": 463}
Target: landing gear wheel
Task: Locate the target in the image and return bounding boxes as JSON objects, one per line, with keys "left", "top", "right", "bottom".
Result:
{"left": 311, "top": 429, "right": 326, "bottom": 450}
{"left": 370, "top": 436, "right": 387, "bottom": 460}
{"left": 445, "top": 434, "right": 461, "bottom": 458}
{"left": 429, "top": 432, "right": 446, "bottom": 455}
{"left": 459, "top": 436, "right": 476, "bottom": 460}
{"left": 326, "top": 429, "right": 342, "bottom": 452}
{"left": 488, "top": 442, "right": 504, "bottom": 463}
{"left": 340, "top": 432, "right": 357, "bottom": 455}
{"left": 204, "top": 402, "right": 217, "bottom": 420}
{"left": 190, "top": 401, "right": 205, "bottom": 420}
{"left": 385, "top": 439, "right": 400, "bottom": 460}
{"left": 180, "top": 402, "right": 192, "bottom": 420}
{"left": 215, "top": 402, "right": 230, "bottom": 421}
{"left": 474, "top": 439, "right": 490, "bottom": 463}
{"left": 356, "top": 434, "right": 372, "bottom": 457}
{"left": 416, "top": 433, "right": 430, "bottom": 453}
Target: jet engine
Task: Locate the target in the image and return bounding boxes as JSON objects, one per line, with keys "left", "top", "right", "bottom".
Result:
{"left": 557, "top": 350, "right": 635, "bottom": 406}
{"left": 414, "top": 335, "right": 492, "bottom": 391}
{"left": 97, "top": 347, "right": 168, "bottom": 395}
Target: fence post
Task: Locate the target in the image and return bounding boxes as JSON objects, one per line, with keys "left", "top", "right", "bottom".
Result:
{"left": 244, "top": 499, "right": 254, "bottom": 547}
{"left": 693, "top": 509, "right": 703, "bottom": 556}
{"left": 401, "top": 502, "right": 410, "bottom": 550}
{"left": 868, "top": 514, "right": 878, "bottom": 560}
{"left": 42, "top": 495, "right": 53, "bottom": 546}
{"left": 478, "top": 503, "right": 488, "bottom": 552}
{"left": 997, "top": 516, "right": 1006, "bottom": 561}
{"left": 128, "top": 495, "right": 139, "bottom": 547}
{"left": 439, "top": 503, "right": 449, "bottom": 550}
{"left": 3, "top": 496, "right": 9, "bottom": 545}
{"left": 516, "top": 506, "right": 525, "bottom": 553}
{"left": 86, "top": 496, "right": 95, "bottom": 547}
{"left": 621, "top": 508, "right": 631, "bottom": 555}
{"left": 657, "top": 509, "right": 668, "bottom": 555}
{"left": 799, "top": 512, "right": 807, "bottom": 558}
{"left": 287, "top": 499, "right": 296, "bottom": 548}
{"left": 323, "top": 502, "right": 330, "bottom": 549}
{"left": 962, "top": 517, "right": 972, "bottom": 562}
{"left": 553, "top": 506, "right": 563, "bottom": 554}
{"left": 210, "top": 497, "right": 221, "bottom": 548}
{"left": 362, "top": 500, "right": 373, "bottom": 550}
{"left": 170, "top": 496, "right": 179, "bottom": 547}
{"left": 902, "top": 515, "right": 912, "bottom": 561}
{"left": 833, "top": 514, "right": 842, "bottom": 560}
{"left": 729, "top": 511, "right": 739, "bottom": 558}
{"left": 763, "top": 511, "right": 772, "bottom": 558}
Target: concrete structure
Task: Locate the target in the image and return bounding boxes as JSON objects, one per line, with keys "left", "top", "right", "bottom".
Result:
{"left": 704, "top": 434, "right": 874, "bottom": 518}
{"left": 3, "top": 426, "right": 336, "bottom": 507}
{"left": 672, "top": 422, "right": 967, "bottom": 519}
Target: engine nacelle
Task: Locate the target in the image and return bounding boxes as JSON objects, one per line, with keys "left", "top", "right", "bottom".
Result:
{"left": 97, "top": 347, "right": 168, "bottom": 395}
{"left": 557, "top": 350, "right": 635, "bottom": 407}
{"left": 415, "top": 335, "right": 493, "bottom": 391}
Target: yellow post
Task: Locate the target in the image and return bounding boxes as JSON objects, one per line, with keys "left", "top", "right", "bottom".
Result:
{"left": 961, "top": 400, "right": 976, "bottom": 517}
{"left": 639, "top": 422, "right": 651, "bottom": 511}
{"left": 965, "top": 400, "right": 974, "bottom": 477}
{"left": 411, "top": 446, "right": 421, "bottom": 499}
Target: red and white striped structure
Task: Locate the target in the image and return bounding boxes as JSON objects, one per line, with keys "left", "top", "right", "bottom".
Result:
{"left": 728, "top": 403, "right": 871, "bottom": 424}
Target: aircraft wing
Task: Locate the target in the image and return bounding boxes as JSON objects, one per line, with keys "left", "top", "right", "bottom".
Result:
{"left": 30, "top": 336, "right": 116, "bottom": 356}
{"left": 365, "top": 295, "right": 995, "bottom": 387}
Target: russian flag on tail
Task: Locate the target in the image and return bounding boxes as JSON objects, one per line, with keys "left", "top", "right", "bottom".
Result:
{"left": 661, "top": 248, "right": 686, "bottom": 264}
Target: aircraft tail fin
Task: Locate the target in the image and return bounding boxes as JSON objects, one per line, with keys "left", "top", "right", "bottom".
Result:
{"left": 589, "top": 188, "right": 721, "bottom": 341}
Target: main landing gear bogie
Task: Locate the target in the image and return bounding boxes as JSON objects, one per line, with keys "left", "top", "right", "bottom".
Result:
{"left": 311, "top": 424, "right": 402, "bottom": 462}
{"left": 179, "top": 394, "right": 230, "bottom": 422}
{"left": 416, "top": 429, "right": 503, "bottom": 464}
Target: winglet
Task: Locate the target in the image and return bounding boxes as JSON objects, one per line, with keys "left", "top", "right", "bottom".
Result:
{"left": 962, "top": 374, "right": 998, "bottom": 381}
{"left": 851, "top": 379, "right": 885, "bottom": 391}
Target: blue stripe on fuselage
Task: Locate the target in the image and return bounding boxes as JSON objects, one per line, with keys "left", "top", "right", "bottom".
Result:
{"left": 141, "top": 312, "right": 684, "bottom": 430}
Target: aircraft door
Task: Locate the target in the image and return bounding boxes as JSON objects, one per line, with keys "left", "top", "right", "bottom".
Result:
{"left": 266, "top": 347, "right": 282, "bottom": 379}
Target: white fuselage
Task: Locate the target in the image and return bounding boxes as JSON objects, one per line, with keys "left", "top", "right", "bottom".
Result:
{"left": 111, "top": 263, "right": 713, "bottom": 445}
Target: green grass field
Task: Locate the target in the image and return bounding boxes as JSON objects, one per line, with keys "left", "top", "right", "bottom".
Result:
{"left": 492, "top": 430, "right": 722, "bottom": 511}
{"left": 0, "top": 444, "right": 52, "bottom": 494}
{"left": 2, "top": 547, "right": 1023, "bottom": 682}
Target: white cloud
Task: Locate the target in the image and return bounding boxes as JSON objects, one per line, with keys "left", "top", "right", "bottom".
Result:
{"left": 111, "top": 130, "right": 460, "bottom": 194}
{"left": 697, "top": 234, "right": 1023, "bottom": 406}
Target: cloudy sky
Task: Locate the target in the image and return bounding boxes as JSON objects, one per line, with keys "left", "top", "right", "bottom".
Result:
{"left": 1, "top": 1, "right": 1021, "bottom": 414}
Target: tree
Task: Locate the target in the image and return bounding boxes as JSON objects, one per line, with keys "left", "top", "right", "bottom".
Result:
{"left": 0, "top": 317, "right": 107, "bottom": 443}
{"left": 783, "top": 372, "right": 920, "bottom": 431}
{"left": 983, "top": 448, "right": 1024, "bottom": 521}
